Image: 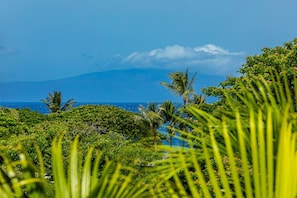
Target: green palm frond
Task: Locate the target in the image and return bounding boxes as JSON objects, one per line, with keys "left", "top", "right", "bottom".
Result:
{"left": 161, "top": 69, "right": 197, "bottom": 105}
{"left": 52, "top": 134, "right": 148, "bottom": 198}
{"left": 138, "top": 104, "right": 164, "bottom": 149}
{"left": 159, "top": 101, "right": 177, "bottom": 121}
{"left": 189, "top": 94, "right": 206, "bottom": 107}
{"left": 138, "top": 104, "right": 164, "bottom": 129}
{"left": 0, "top": 135, "right": 149, "bottom": 198}
{"left": 41, "top": 91, "right": 76, "bottom": 113}
{"left": 0, "top": 144, "right": 47, "bottom": 198}
{"left": 159, "top": 101, "right": 178, "bottom": 147}
{"left": 61, "top": 98, "right": 76, "bottom": 112}
{"left": 150, "top": 105, "right": 297, "bottom": 197}
{"left": 149, "top": 69, "right": 297, "bottom": 197}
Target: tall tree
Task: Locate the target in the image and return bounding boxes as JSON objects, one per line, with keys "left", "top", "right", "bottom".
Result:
{"left": 41, "top": 91, "right": 76, "bottom": 113}
{"left": 161, "top": 69, "right": 197, "bottom": 147}
{"left": 159, "top": 101, "right": 178, "bottom": 148}
{"left": 161, "top": 69, "right": 197, "bottom": 107}
{"left": 138, "top": 102, "right": 163, "bottom": 149}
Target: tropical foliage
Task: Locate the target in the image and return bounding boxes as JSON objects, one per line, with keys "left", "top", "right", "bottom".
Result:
{"left": 138, "top": 102, "right": 164, "bottom": 149}
{"left": 0, "top": 104, "right": 162, "bottom": 196}
{"left": 203, "top": 38, "right": 297, "bottom": 112}
{"left": 161, "top": 69, "right": 198, "bottom": 147}
{"left": 161, "top": 68, "right": 197, "bottom": 107}
{"left": 150, "top": 70, "right": 297, "bottom": 197}
{"left": 54, "top": 104, "right": 151, "bottom": 140}
{"left": 2, "top": 39, "right": 297, "bottom": 197}
{"left": 0, "top": 135, "right": 149, "bottom": 198}
{"left": 159, "top": 101, "right": 178, "bottom": 148}
{"left": 41, "top": 91, "right": 76, "bottom": 113}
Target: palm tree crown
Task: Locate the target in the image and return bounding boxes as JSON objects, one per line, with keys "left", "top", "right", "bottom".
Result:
{"left": 159, "top": 101, "right": 178, "bottom": 147}
{"left": 161, "top": 69, "right": 197, "bottom": 107}
{"left": 138, "top": 102, "right": 164, "bottom": 149}
{"left": 189, "top": 94, "right": 205, "bottom": 107}
{"left": 161, "top": 69, "right": 197, "bottom": 148}
{"left": 41, "top": 91, "right": 76, "bottom": 113}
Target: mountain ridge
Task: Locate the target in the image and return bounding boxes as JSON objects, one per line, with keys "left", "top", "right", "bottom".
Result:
{"left": 0, "top": 68, "right": 226, "bottom": 102}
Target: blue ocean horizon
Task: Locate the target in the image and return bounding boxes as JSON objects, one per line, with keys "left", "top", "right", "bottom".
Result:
{"left": 0, "top": 102, "right": 146, "bottom": 114}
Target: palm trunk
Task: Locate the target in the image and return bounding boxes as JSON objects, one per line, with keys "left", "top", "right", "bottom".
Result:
{"left": 182, "top": 97, "right": 187, "bottom": 148}
{"left": 183, "top": 98, "right": 187, "bottom": 107}
{"left": 170, "top": 134, "right": 173, "bottom": 148}
{"left": 154, "top": 128, "right": 157, "bottom": 150}
{"left": 182, "top": 138, "right": 185, "bottom": 148}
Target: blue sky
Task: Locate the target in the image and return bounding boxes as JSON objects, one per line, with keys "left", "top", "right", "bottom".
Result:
{"left": 0, "top": 0, "right": 297, "bottom": 82}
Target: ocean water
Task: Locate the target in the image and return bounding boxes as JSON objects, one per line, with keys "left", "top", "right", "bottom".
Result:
{"left": 0, "top": 102, "right": 182, "bottom": 146}
{"left": 0, "top": 102, "right": 146, "bottom": 114}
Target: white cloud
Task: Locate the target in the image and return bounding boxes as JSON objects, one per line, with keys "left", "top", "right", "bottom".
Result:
{"left": 119, "top": 44, "right": 245, "bottom": 76}
{"left": 123, "top": 45, "right": 195, "bottom": 63}
{"left": 194, "top": 44, "right": 236, "bottom": 55}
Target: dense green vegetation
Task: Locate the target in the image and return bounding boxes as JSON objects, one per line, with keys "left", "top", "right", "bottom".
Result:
{"left": 1, "top": 38, "right": 297, "bottom": 197}
{"left": 202, "top": 38, "right": 297, "bottom": 113}
{"left": 0, "top": 104, "right": 163, "bottom": 197}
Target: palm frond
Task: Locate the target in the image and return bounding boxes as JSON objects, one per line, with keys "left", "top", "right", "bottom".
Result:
{"left": 0, "top": 144, "right": 47, "bottom": 198}
{"left": 52, "top": 135, "right": 148, "bottom": 198}
{"left": 148, "top": 69, "right": 297, "bottom": 197}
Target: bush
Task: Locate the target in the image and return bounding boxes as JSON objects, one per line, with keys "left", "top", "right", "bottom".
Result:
{"left": 48, "top": 104, "right": 151, "bottom": 140}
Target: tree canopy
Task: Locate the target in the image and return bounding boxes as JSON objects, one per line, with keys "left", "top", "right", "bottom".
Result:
{"left": 161, "top": 69, "right": 197, "bottom": 107}
{"left": 203, "top": 38, "right": 297, "bottom": 112}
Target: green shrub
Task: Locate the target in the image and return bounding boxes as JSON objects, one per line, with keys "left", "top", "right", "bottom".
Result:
{"left": 0, "top": 108, "right": 28, "bottom": 137}
{"left": 47, "top": 105, "right": 151, "bottom": 140}
{"left": 17, "top": 108, "right": 46, "bottom": 127}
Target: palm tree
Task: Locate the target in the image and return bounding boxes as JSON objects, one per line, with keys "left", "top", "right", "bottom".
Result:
{"left": 161, "top": 69, "right": 197, "bottom": 147}
{"left": 159, "top": 101, "right": 178, "bottom": 148}
{"left": 138, "top": 102, "right": 164, "bottom": 149}
{"left": 41, "top": 91, "right": 76, "bottom": 113}
{"left": 189, "top": 94, "right": 205, "bottom": 107}
{"left": 161, "top": 69, "right": 197, "bottom": 107}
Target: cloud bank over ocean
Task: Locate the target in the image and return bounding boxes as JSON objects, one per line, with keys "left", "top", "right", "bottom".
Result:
{"left": 113, "top": 44, "right": 245, "bottom": 76}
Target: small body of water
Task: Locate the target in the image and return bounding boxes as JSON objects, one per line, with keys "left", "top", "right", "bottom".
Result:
{"left": 0, "top": 102, "right": 183, "bottom": 146}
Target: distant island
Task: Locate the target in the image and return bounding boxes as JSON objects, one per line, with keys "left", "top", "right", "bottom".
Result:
{"left": 0, "top": 68, "right": 225, "bottom": 102}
